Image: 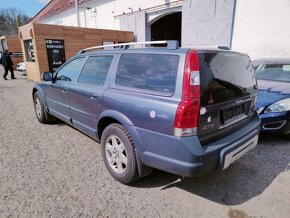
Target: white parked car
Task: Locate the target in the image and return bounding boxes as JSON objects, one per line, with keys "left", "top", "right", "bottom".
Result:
{"left": 16, "top": 62, "right": 26, "bottom": 71}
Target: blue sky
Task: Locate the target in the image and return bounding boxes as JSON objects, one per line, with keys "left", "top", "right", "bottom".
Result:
{"left": 0, "top": 0, "right": 50, "bottom": 17}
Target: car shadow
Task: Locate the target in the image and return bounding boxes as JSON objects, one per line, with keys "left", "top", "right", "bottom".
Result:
{"left": 47, "top": 119, "right": 67, "bottom": 126}
{"left": 132, "top": 134, "right": 290, "bottom": 206}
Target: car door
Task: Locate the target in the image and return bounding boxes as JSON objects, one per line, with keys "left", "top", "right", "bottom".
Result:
{"left": 69, "top": 55, "right": 114, "bottom": 139}
{"left": 45, "top": 57, "right": 86, "bottom": 123}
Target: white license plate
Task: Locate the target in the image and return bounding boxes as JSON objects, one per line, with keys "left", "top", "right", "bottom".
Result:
{"left": 222, "top": 135, "right": 259, "bottom": 170}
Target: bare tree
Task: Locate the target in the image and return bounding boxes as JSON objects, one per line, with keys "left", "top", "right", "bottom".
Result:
{"left": 0, "top": 8, "right": 30, "bottom": 36}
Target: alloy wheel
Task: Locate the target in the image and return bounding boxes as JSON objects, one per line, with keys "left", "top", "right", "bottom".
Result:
{"left": 35, "top": 98, "right": 42, "bottom": 118}
{"left": 105, "top": 135, "right": 128, "bottom": 174}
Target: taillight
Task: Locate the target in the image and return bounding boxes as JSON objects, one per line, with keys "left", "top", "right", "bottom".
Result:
{"left": 174, "top": 49, "right": 200, "bottom": 137}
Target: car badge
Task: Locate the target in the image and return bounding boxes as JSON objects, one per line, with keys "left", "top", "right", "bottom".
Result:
{"left": 150, "top": 111, "right": 156, "bottom": 118}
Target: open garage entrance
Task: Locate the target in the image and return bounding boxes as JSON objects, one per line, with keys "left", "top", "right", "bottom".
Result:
{"left": 151, "top": 12, "right": 182, "bottom": 45}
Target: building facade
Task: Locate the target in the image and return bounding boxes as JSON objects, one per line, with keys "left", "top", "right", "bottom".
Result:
{"left": 31, "top": 0, "right": 290, "bottom": 60}
{"left": 18, "top": 23, "right": 133, "bottom": 82}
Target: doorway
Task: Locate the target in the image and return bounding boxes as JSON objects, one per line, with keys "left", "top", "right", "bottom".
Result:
{"left": 151, "top": 12, "right": 182, "bottom": 45}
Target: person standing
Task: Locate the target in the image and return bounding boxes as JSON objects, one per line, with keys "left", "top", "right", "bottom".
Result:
{"left": 0, "top": 49, "right": 16, "bottom": 80}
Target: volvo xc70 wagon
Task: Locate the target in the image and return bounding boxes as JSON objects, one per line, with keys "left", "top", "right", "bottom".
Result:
{"left": 32, "top": 41, "right": 260, "bottom": 184}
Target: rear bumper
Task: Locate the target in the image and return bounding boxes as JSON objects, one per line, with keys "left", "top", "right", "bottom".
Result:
{"left": 134, "top": 113, "right": 260, "bottom": 177}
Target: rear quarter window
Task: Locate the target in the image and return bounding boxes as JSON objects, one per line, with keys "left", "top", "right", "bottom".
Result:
{"left": 115, "top": 54, "right": 179, "bottom": 95}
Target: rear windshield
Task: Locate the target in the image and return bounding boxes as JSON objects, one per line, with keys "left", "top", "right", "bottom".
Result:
{"left": 199, "top": 52, "right": 256, "bottom": 107}
{"left": 115, "top": 54, "right": 179, "bottom": 95}
{"left": 255, "top": 63, "right": 290, "bottom": 82}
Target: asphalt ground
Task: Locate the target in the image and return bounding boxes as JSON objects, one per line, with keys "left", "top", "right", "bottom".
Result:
{"left": 0, "top": 68, "right": 289, "bottom": 217}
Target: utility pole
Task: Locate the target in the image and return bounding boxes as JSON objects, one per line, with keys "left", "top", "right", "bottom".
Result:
{"left": 13, "top": 0, "right": 19, "bottom": 28}
{"left": 75, "top": 0, "right": 80, "bottom": 27}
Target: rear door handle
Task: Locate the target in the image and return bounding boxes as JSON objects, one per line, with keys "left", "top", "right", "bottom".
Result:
{"left": 90, "top": 94, "right": 100, "bottom": 100}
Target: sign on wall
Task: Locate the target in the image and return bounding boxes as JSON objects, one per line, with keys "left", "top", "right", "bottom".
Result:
{"left": 10, "top": 52, "right": 23, "bottom": 57}
{"left": 45, "top": 39, "right": 66, "bottom": 72}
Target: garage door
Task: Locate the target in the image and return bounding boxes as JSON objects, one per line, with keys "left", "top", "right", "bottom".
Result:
{"left": 182, "top": 0, "right": 236, "bottom": 48}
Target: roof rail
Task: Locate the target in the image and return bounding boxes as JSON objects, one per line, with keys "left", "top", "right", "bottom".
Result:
{"left": 77, "top": 40, "right": 179, "bottom": 55}
{"left": 182, "top": 45, "right": 230, "bottom": 50}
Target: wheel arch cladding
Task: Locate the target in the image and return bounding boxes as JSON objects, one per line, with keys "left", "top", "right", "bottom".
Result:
{"left": 32, "top": 85, "right": 44, "bottom": 101}
{"left": 97, "top": 110, "right": 134, "bottom": 140}
{"left": 97, "top": 116, "right": 121, "bottom": 141}
{"left": 32, "top": 87, "right": 38, "bottom": 99}
{"left": 32, "top": 85, "right": 49, "bottom": 117}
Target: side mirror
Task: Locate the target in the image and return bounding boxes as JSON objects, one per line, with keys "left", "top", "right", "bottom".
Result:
{"left": 42, "top": 71, "right": 53, "bottom": 81}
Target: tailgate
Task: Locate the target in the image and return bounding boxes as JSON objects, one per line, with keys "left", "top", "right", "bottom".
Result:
{"left": 197, "top": 51, "right": 257, "bottom": 145}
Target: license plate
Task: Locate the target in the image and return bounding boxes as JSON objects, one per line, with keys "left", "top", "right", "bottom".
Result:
{"left": 222, "top": 104, "right": 245, "bottom": 124}
{"left": 221, "top": 135, "right": 258, "bottom": 170}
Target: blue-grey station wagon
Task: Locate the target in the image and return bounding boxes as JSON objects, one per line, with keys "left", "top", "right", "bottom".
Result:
{"left": 32, "top": 41, "right": 260, "bottom": 184}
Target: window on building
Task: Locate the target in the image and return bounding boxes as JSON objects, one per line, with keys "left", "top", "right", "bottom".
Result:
{"left": 1, "top": 39, "right": 7, "bottom": 52}
{"left": 115, "top": 54, "right": 179, "bottom": 95}
{"left": 78, "top": 56, "right": 113, "bottom": 85}
{"left": 24, "top": 40, "right": 35, "bottom": 62}
{"left": 56, "top": 58, "right": 86, "bottom": 82}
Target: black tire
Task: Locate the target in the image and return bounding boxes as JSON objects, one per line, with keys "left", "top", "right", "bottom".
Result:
{"left": 33, "top": 91, "right": 51, "bottom": 124}
{"left": 101, "top": 123, "right": 139, "bottom": 184}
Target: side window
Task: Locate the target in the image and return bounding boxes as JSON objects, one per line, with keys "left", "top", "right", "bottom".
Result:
{"left": 78, "top": 56, "right": 113, "bottom": 85}
{"left": 56, "top": 58, "right": 86, "bottom": 82}
{"left": 115, "top": 54, "right": 179, "bottom": 95}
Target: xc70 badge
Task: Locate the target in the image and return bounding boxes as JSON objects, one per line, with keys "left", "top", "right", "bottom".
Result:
{"left": 202, "top": 116, "right": 215, "bottom": 131}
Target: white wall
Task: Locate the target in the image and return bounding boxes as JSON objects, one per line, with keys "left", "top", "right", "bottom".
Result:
{"left": 232, "top": 0, "right": 290, "bottom": 60}
{"left": 38, "top": 0, "right": 180, "bottom": 30}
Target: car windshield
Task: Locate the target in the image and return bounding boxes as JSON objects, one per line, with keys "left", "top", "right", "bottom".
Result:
{"left": 255, "top": 63, "right": 290, "bottom": 82}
